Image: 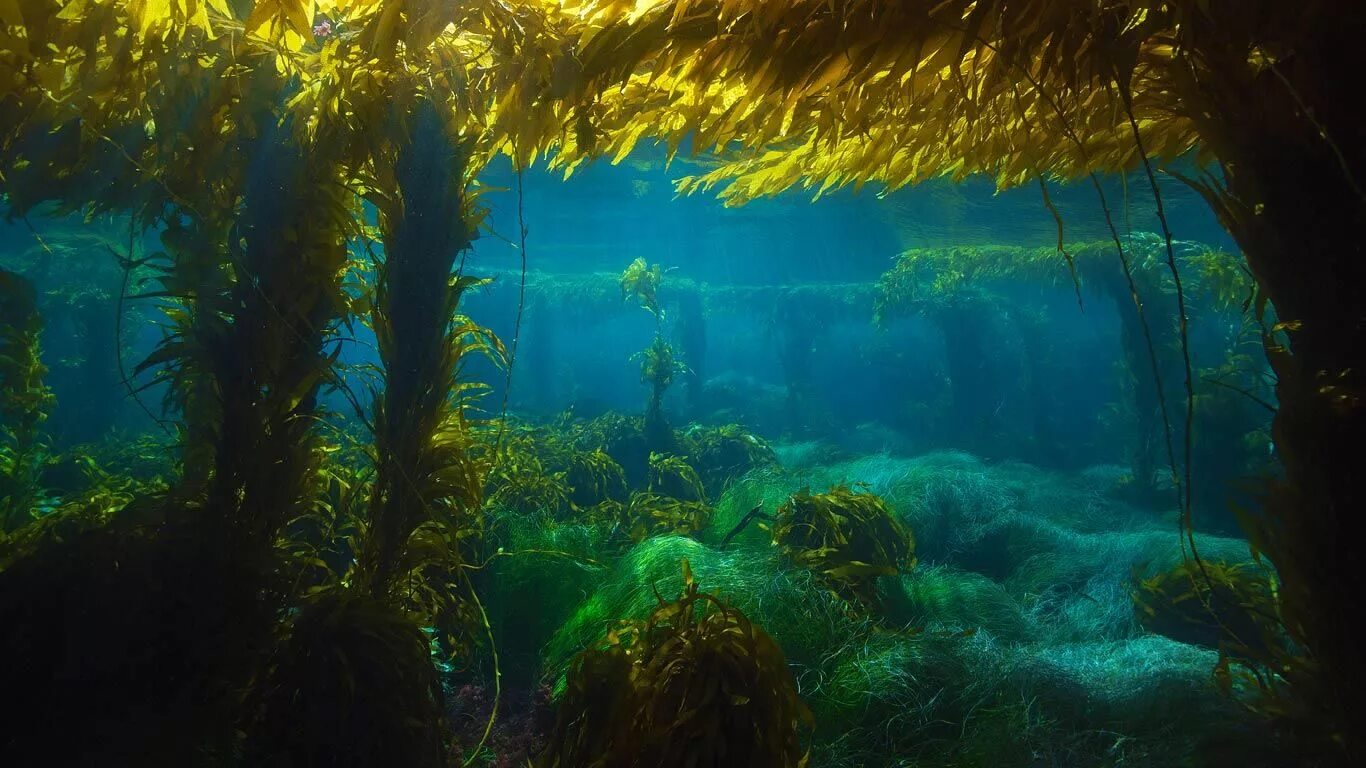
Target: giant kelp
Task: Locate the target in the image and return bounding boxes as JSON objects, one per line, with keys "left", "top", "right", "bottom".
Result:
{"left": 2, "top": 0, "right": 1363, "bottom": 763}
{"left": 875, "top": 234, "right": 1254, "bottom": 494}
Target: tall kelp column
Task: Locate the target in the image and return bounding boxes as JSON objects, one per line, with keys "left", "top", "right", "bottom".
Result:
{"left": 0, "top": 1, "right": 575, "bottom": 763}
{"left": 544, "top": 1, "right": 1366, "bottom": 762}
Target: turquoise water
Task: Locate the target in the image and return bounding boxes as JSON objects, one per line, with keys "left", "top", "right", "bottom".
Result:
{"left": 0, "top": 149, "right": 1280, "bottom": 766}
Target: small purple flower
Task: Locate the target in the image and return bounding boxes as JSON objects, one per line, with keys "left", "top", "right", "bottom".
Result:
{"left": 313, "top": 19, "right": 333, "bottom": 38}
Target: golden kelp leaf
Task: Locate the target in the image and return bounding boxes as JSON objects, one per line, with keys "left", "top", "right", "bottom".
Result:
{"left": 0, "top": 0, "right": 22, "bottom": 26}
{"left": 246, "top": 0, "right": 315, "bottom": 43}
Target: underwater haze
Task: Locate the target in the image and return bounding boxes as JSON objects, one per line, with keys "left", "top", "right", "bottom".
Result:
{"left": 2, "top": 150, "right": 1282, "bottom": 766}
{"left": 10, "top": 3, "right": 1361, "bottom": 765}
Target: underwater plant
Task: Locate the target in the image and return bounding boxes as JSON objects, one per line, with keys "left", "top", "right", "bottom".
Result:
{"left": 772, "top": 485, "right": 916, "bottom": 612}
{"left": 621, "top": 258, "right": 686, "bottom": 453}
{"left": 358, "top": 99, "right": 497, "bottom": 622}
{"left": 636, "top": 333, "right": 683, "bottom": 452}
{"left": 560, "top": 446, "right": 629, "bottom": 512}
{"left": 619, "top": 491, "right": 711, "bottom": 544}
{"left": 486, "top": 430, "right": 574, "bottom": 517}
{"left": 620, "top": 257, "right": 664, "bottom": 317}
{"left": 1134, "top": 559, "right": 1281, "bottom": 664}
{"left": 0, "top": 269, "right": 54, "bottom": 532}
{"left": 680, "top": 423, "right": 778, "bottom": 500}
{"left": 2, "top": 1, "right": 1363, "bottom": 763}
{"left": 646, "top": 451, "right": 706, "bottom": 504}
{"left": 539, "top": 559, "right": 812, "bottom": 768}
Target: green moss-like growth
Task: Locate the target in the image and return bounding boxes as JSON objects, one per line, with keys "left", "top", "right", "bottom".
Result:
{"left": 0, "top": 269, "right": 54, "bottom": 532}
{"left": 882, "top": 565, "right": 1033, "bottom": 642}
{"left": 772, "top": 485, "right": 915, "bottom": 611}
{"left": 546, "top": 536, "right": 856, "bottom": 678}
{"left": 539, "top": 559, "right": 812, "bottom": 768}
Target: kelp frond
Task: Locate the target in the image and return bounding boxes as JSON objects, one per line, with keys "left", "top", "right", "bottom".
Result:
{"left": 0, "top": 269, "right": 54, "bottom": 532}
{"left": 540, "top": 559, "right": 812, "bottom": 768}
{"left": 772, "top": 485, "right": 915, "bottom": 612}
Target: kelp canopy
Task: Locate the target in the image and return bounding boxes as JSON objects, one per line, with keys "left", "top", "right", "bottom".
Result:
{"left": 2, "top": 0, "right": 1363, "bottom": 765}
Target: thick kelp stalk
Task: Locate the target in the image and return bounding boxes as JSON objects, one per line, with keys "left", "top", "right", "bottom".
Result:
{"left": 622, "top": 258, "right": 679, "bottom": 453}
{"left": 202, "top": 114, "right": 350, "bottom": 545}
{"left": 1173, "top": 11, "right": 1366, "bottom": 757}
{"left": 0, "top": 269, "right": 53, "bottom": 531}
{"left": 360, "top": 100, "right": 489, "bottom": 613}
{"left": 149, "top": 215, "right": 234, "bottom": 495}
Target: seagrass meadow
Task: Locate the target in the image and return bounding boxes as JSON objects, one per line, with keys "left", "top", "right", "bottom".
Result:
{"left": 1, "top": 2, "right": 1363, "bottom": 766}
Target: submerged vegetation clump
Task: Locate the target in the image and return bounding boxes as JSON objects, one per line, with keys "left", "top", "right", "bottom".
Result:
{"left": 0, "top": 269, "right": 54, "bottom": 532}
{"left": 772, "top": 485, "right": 915, "bottom": 612}
{"left": 539, "top": 559, "right": 812, "bottom": 768}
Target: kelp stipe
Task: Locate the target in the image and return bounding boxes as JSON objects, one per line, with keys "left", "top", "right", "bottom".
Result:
{"left": 358, "top": 97, "right": 493, "bottom": 613}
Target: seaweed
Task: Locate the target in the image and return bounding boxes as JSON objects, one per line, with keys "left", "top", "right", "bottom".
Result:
{"left": 560, "top": 447, "right": 629, "bottom": 512}
{"left": 637, "top": 327, "right": 682, "bottom": 453}
{"left": 621, "top": 258, "right": 684, "bottom": 454}
{"left": 771, "top": 485, "right": 916, "bottom": 612}
{"left": 539, "top": 559, "right": 812, "bottom": 768}
{"left": 0, "top": 269, "right": 54, "bottom": 532}
{"left": 1134, "top": 559, "right": 1281, "bottom": 664}
{"left": 251, "top": 591, "right": 448, "bottom": 768}
{"left": 486, "top": 431, "right": 575, "bottom": 517}
{"left": 619, "top": 257, "right": 663, "bottom": 317}
{"left": 485, "top": 425, "right": 629, "bottom": 518}
{"left": 680, "top": 424, "right": 779, "bottom": 500}
{"left": 619, "top": 491, "right": 711, "bottom": 544}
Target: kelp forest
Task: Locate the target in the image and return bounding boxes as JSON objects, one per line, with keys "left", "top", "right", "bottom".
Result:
{"left": 0, "top": 2, "right": 1363, "bottom": 767}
